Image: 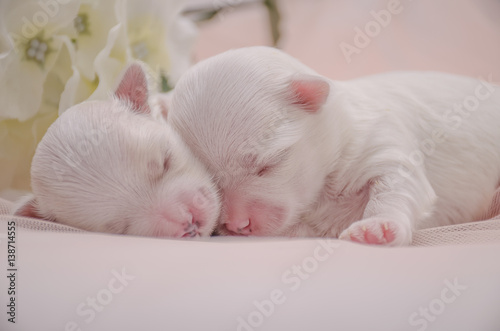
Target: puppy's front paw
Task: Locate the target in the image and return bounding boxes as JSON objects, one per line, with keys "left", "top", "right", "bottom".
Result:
{"left": 338, "top": 217, "right": 412, "bottom": 246}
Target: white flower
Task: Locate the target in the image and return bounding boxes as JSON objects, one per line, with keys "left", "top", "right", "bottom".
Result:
{"left": 0, "top": 0, "right": 198, "bottom": 198}
{"left": 126, "top": 0, "right": 197, "bottom": 90}
{"left": 59, "top": 0, "right": 128, "bottom": 111}
{"left": 72, "top": 0, "right": 124, "bottom": 82}
{"left": 0, "top": 0, "right": 79, "bottom": 198}
{"left": 0, "top": 0, "right": 80, "bottom": 121}
{"left": 63, "top": 0, "right": 198, "bottom": 107}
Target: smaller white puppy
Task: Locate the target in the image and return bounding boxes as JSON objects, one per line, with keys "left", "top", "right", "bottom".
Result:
{"left": 14, "top": 63, "right": 220, "bottom": 238}
{"left": 170, "top": 46, "right": 500, "bottom": 246}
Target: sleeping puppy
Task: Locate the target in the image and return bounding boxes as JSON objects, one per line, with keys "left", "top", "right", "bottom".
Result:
{"left": 14, "top": 63, "right": 220, "bottom": 238}
{"left": 169, "top": 46, "right": 500, "bottom": 246}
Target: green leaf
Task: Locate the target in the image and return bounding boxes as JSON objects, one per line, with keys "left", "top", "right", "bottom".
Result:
{"left": 264, "top": 0, "right": 281, "bottom": 46}
{"left": 160, "top": 73, "right": 172, "bottom": 93}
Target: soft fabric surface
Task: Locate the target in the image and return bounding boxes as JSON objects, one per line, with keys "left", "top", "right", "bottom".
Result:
{"left": 1, "top": 197, "right": 500, "bottom": 331}
{"left": 3, "top": 195, "right": 500, "bottom": 246}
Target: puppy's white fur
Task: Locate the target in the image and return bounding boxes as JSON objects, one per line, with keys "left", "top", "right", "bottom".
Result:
{"left": 170, "top": 46, "right": 500, "bottom": 246}
{"left": 14, "top": 63, "right": 220, "bottom": 238}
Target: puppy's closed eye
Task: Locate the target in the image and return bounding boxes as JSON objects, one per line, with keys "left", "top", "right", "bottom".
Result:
{"left": 148, "top": 153, "right": 171, "bottom": 180}
{"left": 255, "top": 148, "right": 290, "bottom": 177}
{"left": 256, "top": 165, "right": 271, "bottom": 177}
{"left": 162, "top": 155, "right": 170, "bottom": 173}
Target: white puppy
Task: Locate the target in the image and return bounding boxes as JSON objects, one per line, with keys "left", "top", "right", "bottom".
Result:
{"left": 14, "top": 63, "right": 220, "bottom": 238}
{"left": 169, "top": 46, "right": 500, "bottom": 246}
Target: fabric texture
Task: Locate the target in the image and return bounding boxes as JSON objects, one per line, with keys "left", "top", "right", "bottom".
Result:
{"left": 2, "top": 197, "right": 500, "bottom": 246}
{"left": 1, "top": 198, "right": 84, "bottom": 233}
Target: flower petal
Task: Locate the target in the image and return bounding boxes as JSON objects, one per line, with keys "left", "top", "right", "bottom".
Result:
{"left": 86, "top": 21, "right": 131, "bottom": 102}
{"left": 4, "top": 0, "right": 80, "bottom": 40}
{"left": 58, "top": 65, "right": 97, "bottom": 114}
{"left": 73, "top": 0, "right": 121, "bottom": 81}
{"left": 0, "top": 0, "right": 79, "bottom": 121}
{"left": 126, "top": 0, "right": 197, "bottom": 86}
{"left": 0, "top": 35, "right": 75, "bottom": 121}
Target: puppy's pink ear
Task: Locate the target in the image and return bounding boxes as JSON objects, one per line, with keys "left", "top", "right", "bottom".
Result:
{"left": 13, "top": 195, "right": 45, "bottom": 220}
{"left": 115, "top": 63, "right": 151, "bottom": 114}
{"left": 289, "top": 75, "right": 330, "bottom": 113}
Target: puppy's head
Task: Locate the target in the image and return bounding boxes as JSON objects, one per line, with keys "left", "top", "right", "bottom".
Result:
{"left": 14, "top": 63, "right": 220, "bottom": 238}
{"left": 170, "top": 47, "right": 331, "bottom": 236}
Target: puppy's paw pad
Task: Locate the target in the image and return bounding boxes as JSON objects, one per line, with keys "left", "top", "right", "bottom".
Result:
{"left": 339, "top": 218, "right": 409, "bottom": 246}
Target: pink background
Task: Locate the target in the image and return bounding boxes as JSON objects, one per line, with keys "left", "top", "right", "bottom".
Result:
{"left": 193, "top": 0, "right": 500, "bottom": 82}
